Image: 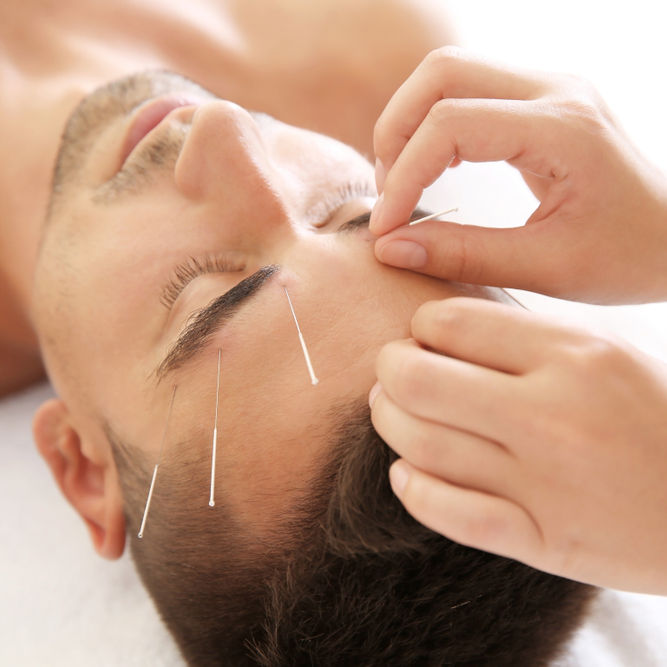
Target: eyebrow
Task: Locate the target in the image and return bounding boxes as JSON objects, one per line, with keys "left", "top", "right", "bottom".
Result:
{"left": 153, "top": 264, "right": 279, "bottom": 384}
{"left": 151, "top": 207, "right": 432, "bottom": 384}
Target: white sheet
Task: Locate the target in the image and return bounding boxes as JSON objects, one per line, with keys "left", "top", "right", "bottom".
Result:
{"left": 3, "top": 375, "right": 667, "bottom": 665}
{"left": 0, "top": 384, "right": 182, "bottom": 666}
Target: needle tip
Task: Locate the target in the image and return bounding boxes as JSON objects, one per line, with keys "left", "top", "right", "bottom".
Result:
{"left": 209, "top": 500, "right": 215, "bottom": 507}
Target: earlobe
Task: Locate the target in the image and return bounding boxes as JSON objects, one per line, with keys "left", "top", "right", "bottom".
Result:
{"left": 33, "top": 399, "right": 126, "bottom": 559}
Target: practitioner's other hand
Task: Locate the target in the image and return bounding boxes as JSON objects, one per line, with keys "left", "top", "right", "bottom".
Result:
{"left": 370, "top": 47, "right": 667, "bottom": 304}
{"left": 370, "top": 297, "right": 667, "bottom": 593}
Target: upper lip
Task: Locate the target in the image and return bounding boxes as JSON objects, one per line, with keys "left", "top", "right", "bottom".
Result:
{"left": 118, "top": 96, "right": 204, "bottom": 170}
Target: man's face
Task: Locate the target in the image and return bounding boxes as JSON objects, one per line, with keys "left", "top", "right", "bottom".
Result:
{"left": 39, "top": 72, "right": 488, "bottom": 537}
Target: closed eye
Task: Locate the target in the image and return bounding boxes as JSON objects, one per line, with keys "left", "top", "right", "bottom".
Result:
{"left": 161, "top": 254, "right": 245, "bottom": 308}
{"left": 336, "top": 208, "right": 431, "bottom": 234}
{"left": 336, "top": 211, "right": 372, "bottom": 233}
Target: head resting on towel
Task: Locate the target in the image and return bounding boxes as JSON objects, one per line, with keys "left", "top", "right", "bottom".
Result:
{"left": 31, "top": 71, "right": 595, "bottom": 665}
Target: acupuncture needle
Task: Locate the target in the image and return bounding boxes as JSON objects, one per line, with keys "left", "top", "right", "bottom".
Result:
{"left": 284, "top": 286, "right": 319, "bottom": 386}
{"left": 408, "top": 207, "right": 458, "bottom": 226}
{"left": 209, "top": 348, "right": 222, "bottom": 507}
{"left": 138, "top": 384, "right": 178, "bottom": 539}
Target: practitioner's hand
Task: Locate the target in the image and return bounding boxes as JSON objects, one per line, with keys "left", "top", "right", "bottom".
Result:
{"left": 370, "top": 47, "right": 667, "bottom": 304}
{"left": 370, "top": 297, "right": 667, "bottom": 593}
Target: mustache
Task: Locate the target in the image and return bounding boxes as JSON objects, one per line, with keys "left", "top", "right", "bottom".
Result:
{"left": 52, "top": 70, "right": 213, "bottom": 205}
{"left": 93, "top": 122, "right": 188, "bottom": 203}
{"left": 128, "top": 124, "right": 187, "bottom": 172}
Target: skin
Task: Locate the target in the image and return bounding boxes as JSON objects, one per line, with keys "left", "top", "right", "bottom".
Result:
{"left": 367, "top": 47, "right": 667, "bottom": 594}
{"left": 0, "top": 0, "right": 457, "bottom": 397}
{"left": 370, "top": 47, "right": 667, "bottom": 304}
{"left": 32, "top": 71, "right": 505, "bottom": 556}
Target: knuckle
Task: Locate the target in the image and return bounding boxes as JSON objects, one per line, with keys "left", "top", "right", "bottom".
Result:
{"left": 423, "top": 44, "right": 464, "bottom": 70}
{"left": 418, "top": 297, "right": 480, "bottom": 339}
{"left": 547, "top": 77, "right": 608, "bottom": 135}
{"left": 436, "top": 233, "right": 484, "bottom": 284}
{"left": 562, "top": 333, "right": 625, "bottom": 373}
{"left": 430, "top": 297, "right": 473, "bottom": 331}
{"left": 375, "top": 340, "right": 402, "bottom": 377}
{"left": 391, "top": 352, "right": 431, "bottom": 406}
{"left": 425, "top": 97, "right": 457, "bottom": 126}
{"left": 406, "top": 423, "right": 439, "bottom": 470}
{"left": 563, "top": 99, "right": 606, "bottom": 133}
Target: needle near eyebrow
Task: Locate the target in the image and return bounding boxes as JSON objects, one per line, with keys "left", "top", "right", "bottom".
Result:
{"left": 284, "top": 286, "right": 319, "bottom": 386}
{"left": 138, "top": 384, "right": 178, "bottom": 539}
{"left": 209, "top": 348, "right": 222, "bottom": 508}
{"left": 408, "top": 207, "right": 458, "bottom": 226}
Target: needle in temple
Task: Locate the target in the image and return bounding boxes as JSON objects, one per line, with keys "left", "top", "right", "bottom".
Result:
{"left": 138, "top": 384, "right": 178, "bottom": 539}
{"left": 408, "top": 207, "right": 458, "bottom": 226}
{"left": 209, "top": 348, "right": 222, "bottom": 508}
{"left": 283, "top": 286, "right": 319, "bottom": 386}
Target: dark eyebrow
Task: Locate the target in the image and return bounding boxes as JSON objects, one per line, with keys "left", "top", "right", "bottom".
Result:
{"left": 153, "top": 264, "right": 279, "bottom": 384}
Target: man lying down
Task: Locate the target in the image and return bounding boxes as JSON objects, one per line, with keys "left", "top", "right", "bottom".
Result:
{"left": 31, "top": 70, "right": 595, "bottom": 666}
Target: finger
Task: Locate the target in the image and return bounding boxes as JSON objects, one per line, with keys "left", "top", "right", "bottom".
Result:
{"left": 373, "top": 216, "right": 570, "bottom": 294}
{"left": 410, "top": 297, "right": 569, "bottom": 374}
{"left": 389, "top": 459, "right": 543, "bottom": 565}
{"left": 373, "top": 46, "right": 548, "bottom": 189}
{"left": 370, "top": 388, "right": 516, "bottom": 494}
{"left": 375, "top": 338, "right": 520, "bottom": 442}
{"left": 371, "top": 98, "right": 568, "bottom": 235}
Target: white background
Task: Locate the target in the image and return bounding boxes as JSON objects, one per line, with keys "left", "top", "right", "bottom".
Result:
{"left": 421, "top": 0, "right": 667, "bottom": 362}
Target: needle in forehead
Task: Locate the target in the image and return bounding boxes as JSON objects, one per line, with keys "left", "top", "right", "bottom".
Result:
{"left": 209, "top": 348, "right": 222, "bottom": 508}
{"left": 138, "top": 384, "right": 178, "bottom": 539}
{"left": 408, "top": 207, "right": 458, "bottom": 226}
{"left": 284, "top": 286, "right": 319, "bottom": 386}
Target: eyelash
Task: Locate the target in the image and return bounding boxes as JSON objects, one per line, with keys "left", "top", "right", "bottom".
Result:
{"left": 161, "top": 255, "right": 245, "bottom": 308}
{"left": 161, "top": 199, "right": 373, "bottom": 308}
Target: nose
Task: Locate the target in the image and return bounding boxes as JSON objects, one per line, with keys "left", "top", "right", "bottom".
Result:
{"left": 174, "top": 100, "right": 290, "bottom": 225}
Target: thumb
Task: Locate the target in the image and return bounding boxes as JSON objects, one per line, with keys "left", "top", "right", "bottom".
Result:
{"left": 374, "top": 219, "right": 555, "bottom": 291}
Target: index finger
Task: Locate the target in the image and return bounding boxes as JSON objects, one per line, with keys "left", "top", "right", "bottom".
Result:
{"left": 373, "top": 47, "right": 548, "bottom": 186}
{"left": 411, "top": 297, "right": 570, "bottom": 375}
{"left": 375, "top": 337, "right": 520, "bottom": 442}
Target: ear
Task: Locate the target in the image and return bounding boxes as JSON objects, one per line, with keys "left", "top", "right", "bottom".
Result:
{"left": 33, "top": 399, "right": 126, "bottom": 560}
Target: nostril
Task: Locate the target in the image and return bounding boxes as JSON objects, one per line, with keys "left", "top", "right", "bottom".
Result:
{"left": 120, "top": 97, "right": 204, "bottom": 171}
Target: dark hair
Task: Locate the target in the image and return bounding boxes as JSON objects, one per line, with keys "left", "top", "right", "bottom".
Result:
{"left": 110, "top": 403, "right": 595, "bottom": 666}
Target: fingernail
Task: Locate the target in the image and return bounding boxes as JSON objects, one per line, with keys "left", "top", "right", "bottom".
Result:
{"left": 389, "top": 460, "right": 410, "bottom": 497}
{"left": 368, "top": 381, "right": 382, "bottom": 408}
{"left": 376, "top": 240, "right": 427, "bottom": 269}
{"left": 369, "top": 193, "right": 384, "bottom": 233}
{"left": 375, "top": 158, "right": 386, "bottom": 194}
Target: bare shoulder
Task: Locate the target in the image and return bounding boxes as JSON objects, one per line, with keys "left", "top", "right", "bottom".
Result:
{"left": 0, "top": 343, "right": 44, "bottom": 398}
{"left": 0, "top": 280, "right": 44, "bottom": 398}
{"left": 223, "top": 0, "right": 457, "bottom": 155}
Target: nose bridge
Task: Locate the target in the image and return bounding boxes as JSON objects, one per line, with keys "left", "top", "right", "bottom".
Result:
{"left": 174, "top": 101, "right": 290, "bottom": 225}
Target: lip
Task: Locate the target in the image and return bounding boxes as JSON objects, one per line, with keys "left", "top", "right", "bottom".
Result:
{"left": 118, "top": 96, "right": 204, "bottom": 170}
